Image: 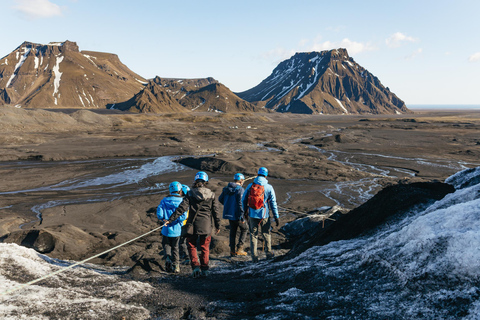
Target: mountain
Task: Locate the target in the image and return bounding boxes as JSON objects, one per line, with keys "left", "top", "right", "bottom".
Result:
{"left": 113, "top": 76, "right": 258, "bottom": 113}
{"left": 0, "top": 41, "right": 146, "bottom": 108}
{"left": 237, "top": 48, "right": 410, "bottom": 114}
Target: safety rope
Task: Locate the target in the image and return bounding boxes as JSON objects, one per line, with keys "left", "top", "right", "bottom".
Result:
{"left": 278, "top": 205, "right": 336, "bottom": 228}
{"left": 0, "top": 223, "right": 166, "bottom": 297}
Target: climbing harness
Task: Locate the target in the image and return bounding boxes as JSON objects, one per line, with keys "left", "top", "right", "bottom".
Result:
{"left": 0, "top": 222, "right": 166, "bottom": 297}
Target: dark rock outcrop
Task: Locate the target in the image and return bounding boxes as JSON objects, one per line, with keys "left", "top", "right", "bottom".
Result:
{"left": 285, "top": 181, "right": 455, "bottom": 258}
{"left": 0, "top": 229, "right": 55, "bottom": 253}
{"left": 113, "top": 76, "right": 258, "bottom": 113}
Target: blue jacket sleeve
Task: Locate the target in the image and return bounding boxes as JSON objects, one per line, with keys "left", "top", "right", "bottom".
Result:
{"left": 156, "top": 200, "right": 165, "bottom": 221}
{"left": 267, "top": 185, "right": 279, "bottom": 219}
{"left": 237, "top": 186, "right": 245, "bottom": 220}
{"left": 242, "top": 184, "right": 251, "bottom": 214}
{"left": 219, "top": 188, "right": 226, "bottom": 205}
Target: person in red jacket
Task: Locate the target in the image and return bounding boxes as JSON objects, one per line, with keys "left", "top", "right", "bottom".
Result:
{"left": 167, "top": 171, "right": 220, "bottom": 278}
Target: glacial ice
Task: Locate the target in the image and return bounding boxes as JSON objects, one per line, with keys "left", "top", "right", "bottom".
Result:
{"left": 215, "top": 166, "right": 480, "bottom": 319}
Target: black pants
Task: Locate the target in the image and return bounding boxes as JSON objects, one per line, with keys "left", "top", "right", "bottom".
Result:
{"left": 229, "top": 220, "right": 248, "bottom": 252}
{"left": 162, "top": 235, "right": 180, "bottom": 265}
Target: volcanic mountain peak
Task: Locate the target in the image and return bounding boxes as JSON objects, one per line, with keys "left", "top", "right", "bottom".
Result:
{"left": 0, "top": 40, "right": 146, "bottom": 108}
{"left": 114, "top": 76, "right": 257, "bottom": 113}
{"left": 237, "top": 48, "right": 409, "bottom": 115}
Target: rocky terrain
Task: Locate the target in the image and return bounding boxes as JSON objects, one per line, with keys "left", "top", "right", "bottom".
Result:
{"left": 0, "top": 106, "right": 479, "bottom": 319}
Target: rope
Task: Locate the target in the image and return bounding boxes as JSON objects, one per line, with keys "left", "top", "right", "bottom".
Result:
{"left": 278, "top": 205, "right": 336, "bottom": 228}
{"left": 0, "top": 223, "right": 166, "bottom": 297}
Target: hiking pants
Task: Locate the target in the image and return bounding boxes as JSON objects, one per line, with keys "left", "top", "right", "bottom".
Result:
{"left": 248, "top": 217, "right": 272, "bottom": 259}
{"left": 162, "top": 235, "right": 180, "bottom": 266}
{"left": 179, "top": 235, "right": 188, "bottom": 260}
{"left": 229, "top": 220, "right": 248, "bottom": 252}
{"left": 187, "top": 234, "right": 211, "bottom": 270}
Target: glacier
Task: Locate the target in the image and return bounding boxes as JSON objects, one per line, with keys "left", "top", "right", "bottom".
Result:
{"left": 1, "top": 166, "right": 479, "bottom": 319}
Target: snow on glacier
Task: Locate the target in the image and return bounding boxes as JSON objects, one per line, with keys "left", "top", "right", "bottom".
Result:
{"left": 215, "top": 166, "right": 480, "bottom": 319}
{"left": 0, "top": 243, "right": 151, "bottom": 319}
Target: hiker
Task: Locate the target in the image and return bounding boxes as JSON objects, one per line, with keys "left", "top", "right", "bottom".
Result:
{"left": 242, "top": 167, "right": 279, "bottom": 262}
{"left": 179, "top": 184, "right": 190, "bottom": 264}
{"left": 157, "top": 181, "right": 188, "bottom": 273}
{"left": 219, "top": 173, "right": 248, "bottom": 257}
{"left": 166, "top": 171, "right": 221, "bottom": 278}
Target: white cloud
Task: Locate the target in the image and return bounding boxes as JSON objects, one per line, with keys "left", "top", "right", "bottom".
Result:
{"left": 261, "top": 37, "right": 376, "bottom": 65}
{"left": 405, "top": 48, "right": 423, "bottom": 60}
{"left": 311, "top": 38, "right": 376, "bottom": 56}
{"left": 386, "top": 32, "right": 418, "bottom": 48}
{"left": 260, "top": 47, "right": 296, "bottom": 65}
{"left": 14, "top": 0, "right": 63, "bottom": 20}
{"left": 468, "top": 52, "right": 480, "bottom": 62}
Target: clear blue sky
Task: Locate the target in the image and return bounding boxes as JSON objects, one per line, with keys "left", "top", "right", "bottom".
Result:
{"left": 2, "top": 0, "right": 480, "bottom": 105}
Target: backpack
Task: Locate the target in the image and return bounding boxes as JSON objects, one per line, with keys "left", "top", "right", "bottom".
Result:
{"left": 247, "top": 183, "right": 265, "bottom": 210}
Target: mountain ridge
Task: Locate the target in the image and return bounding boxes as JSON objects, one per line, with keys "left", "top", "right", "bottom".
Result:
{"left": 0, "top": 40, "right": 146, "bottom": 109}
{"left": 1, "top": 42, "right": 409, "bottom": 115}
{"left": 237, "top": 49, "right": 410, "bottom": 114}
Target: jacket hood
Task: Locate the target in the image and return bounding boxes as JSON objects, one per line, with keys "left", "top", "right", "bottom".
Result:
{"left": 163, "top": 195, "right": 183, "bottom": 209}
{"left": 226, "top": 182, "right": 241, "bottom": 194}
{"left": 190, "top": 186, "right": 214, "bottom": 202}
{"left": 253, "top": 176, "right": 268, "bottom": 185}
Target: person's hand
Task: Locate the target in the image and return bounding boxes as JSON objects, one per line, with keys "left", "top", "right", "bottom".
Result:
{"left": 275, "top": 218, "right": 280, "bottom": 227}
{"left": 163, "top": 220, "right": 169, "bottom": 226}
{"left": 215, "top": 228, "right": 220, "bottom": 235}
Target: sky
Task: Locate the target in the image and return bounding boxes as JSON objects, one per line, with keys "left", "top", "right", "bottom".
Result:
{"left": 1, "top": 0, "right": 479, "bottom": 106}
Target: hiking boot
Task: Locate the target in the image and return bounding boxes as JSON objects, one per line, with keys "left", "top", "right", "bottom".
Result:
{"left": 201, "top": 269, "right": 209, "bottom": 277}
{"left": 165, "top": 257, "right": 172, "bottom": 272}
{"left": 266, "top": 252, "right": 275, "bottom": 259}
{"left": 251, "top": 256, "right": 259, "bottom": 263}
{"left": 230, "top": 251, "right": 237, "bottom": 257}
{"left": 192, "top": 267, "right": 201, "bottom": 278}
{"left": 236, "top": 248, "right": 248, "bottom": 256}
{"left": 173, "top": 265, "right": 180, "bottom": 273}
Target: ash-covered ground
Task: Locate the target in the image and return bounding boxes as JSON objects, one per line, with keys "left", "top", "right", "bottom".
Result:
{"left": 1, "top": 107, "right": 480, "bottom": 319}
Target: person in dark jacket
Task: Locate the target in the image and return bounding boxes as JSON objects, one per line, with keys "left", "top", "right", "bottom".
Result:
{"left": 167, "top": 171, "right": 221, "bottom": 278}
{"left": 219, "top": 173, "right": 248, "bottom": 257}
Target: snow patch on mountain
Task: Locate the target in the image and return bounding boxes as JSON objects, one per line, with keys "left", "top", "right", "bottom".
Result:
{"left": 52, "top": 55, "right": 64, "bottom": 105}
{"left": 6, "top": 47, "right": 31, "bottom": 87}
{"left": 335, "top": 98, "right": 348, "bottom": 114}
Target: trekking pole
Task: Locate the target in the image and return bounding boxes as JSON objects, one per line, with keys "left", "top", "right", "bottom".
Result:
{"left": 0, "top": 222, "right": 166, "bottom": 297}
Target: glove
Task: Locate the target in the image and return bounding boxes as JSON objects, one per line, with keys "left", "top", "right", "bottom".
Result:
{"left": 275, "top": 218, "right": 279, "bottom": 227}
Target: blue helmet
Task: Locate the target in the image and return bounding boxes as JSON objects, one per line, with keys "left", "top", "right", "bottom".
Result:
{"left": 182, "top": 184, "right": 190, "bottom": 195}
{"left": 258, "top": 167, "right": 268, "bottom": 177}
{"left": 194, "top": 171, "right": 209, "bottom": 182}
{"left": 234, "top": 173, "right": 245, "bottom": 181}
{"left": 169, "top": 181, "right": 182, "bottom": 195}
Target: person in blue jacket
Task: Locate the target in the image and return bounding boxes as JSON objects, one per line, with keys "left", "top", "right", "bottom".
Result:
{"left": 219, "top": 173, "right": 248, "bottom": 257}
{"left": 157, "top": 181, "right": 188, "bottom": 273}
{"left": 242, "top": 167, "right": 279, "bottom": 262}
